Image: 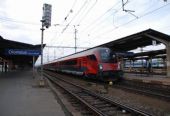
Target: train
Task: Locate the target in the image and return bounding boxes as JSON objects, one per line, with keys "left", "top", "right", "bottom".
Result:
{"left": 124, "top": 59, "right": 166, "bottom": 74}
{"left": 44, "top": 47, "right": 123, "bottom": 81}
{"left": 125, "top": 59, "right": 165, "bottom": 68}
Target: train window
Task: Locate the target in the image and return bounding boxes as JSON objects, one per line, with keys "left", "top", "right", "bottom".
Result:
{"left": 63, "top": 60, "right": 77, "bottom": 65}
{"left": 70, "top": 60, "right": 77, "bottom": 65}
{"left": 100, "top": 49, "right": 110, "bottom": 62}
{"left": 88, "top": 55, "right": 97, "bottom": 61}
{"left": 100, "top": 49, "right": 117, "bottom": 63}
{"left": 101, "top": 52, "right": 109, "bottom": 60}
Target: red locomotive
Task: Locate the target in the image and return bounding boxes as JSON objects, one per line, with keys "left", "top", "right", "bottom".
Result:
{"left": 44, "top": 47, "right": 123, "bottom": 81}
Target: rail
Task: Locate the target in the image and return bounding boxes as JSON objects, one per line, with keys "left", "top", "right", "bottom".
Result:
{"left": 43, "top": 71, "right": 152, "bottom": 116}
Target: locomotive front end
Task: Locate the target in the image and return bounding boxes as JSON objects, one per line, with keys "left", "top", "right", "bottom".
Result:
{"left": 98, "top": 48, "right": 123, "bottom": 81}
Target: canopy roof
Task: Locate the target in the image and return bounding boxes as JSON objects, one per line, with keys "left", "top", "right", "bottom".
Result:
{"left": 97, "top": 29, "right": 170, "bottom": 51}
{"left": 0, "top": 36, "right": 44, "bottom": 66}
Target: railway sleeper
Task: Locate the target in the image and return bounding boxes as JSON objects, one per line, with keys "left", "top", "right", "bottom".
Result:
{"left": 100, "top": 107, "right": 118, "bottom": 112}
{"left": 78, "top": 94, "right": 94, "bottom": 98}
{"left": 91, "top": 101, "right": 107, "bottom": 105}
{"left": 74, "top": 107, "right": 82, "bottom": 111}
{"left": 81, "top": 111, "right": 93, "bottom": 116}
{"left": 86, "top": 99, "right": 105, "bottom": 103}
{"left": 71, "top": 102, "right": 80, "bottom": 107}
{"left": 106, "top": 110, "right": 130, "bottom": 116}
{"left": 94, "top": 103, "right": 112, "bottom": 108}
{"left": 80, "top": 96, "right": 95, "bottom": 100}
{"left": 67, "top": 99, "right": 77, "bottom": 103}
{"left": 75, "top": 91, "right": 89, "bottom": 95}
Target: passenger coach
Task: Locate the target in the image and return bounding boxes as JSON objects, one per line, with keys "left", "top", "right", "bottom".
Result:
{"left": 44, "top": 47, "right": 123, "bottom": 81}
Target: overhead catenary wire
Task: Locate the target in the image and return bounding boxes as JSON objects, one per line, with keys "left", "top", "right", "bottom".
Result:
{"left": 85, "top": 1, "right": 148, "bottom": 36}
{"left": 69, "top": 0, "right": 91, "bottom": 25}
{"left": 0, "top": 16, "right": 40, "bottom": 25}
{"left": 61, "top": 0, "right": 89, "bottom": 34}
{"left": 81, "top": 0, "right": 135, "bottom": 37}
{"left": 90, "top": 1, "right": 170, "bottom": 39}
{"left": 79, "top": 1, "right": 121, "bottom": 33}
{"left": 49, "top": 0, "right": 97, "bottom": 49}
{"left": 77, "top": 0, "right": 98, "bottom": 25}
{"left": 121, "top": 0, "right": 138, "bottom": 18}
{"left": 50, "top": 0, "right": 90, "bottom": 50}
{"left": 82, "top": 7, "right": 122, "bottom": 36}
{"left": 64, "top": 0, "right": 77, "bottom": 21}
{"left": 49, "top": 0, "right": 78, "bottom": 46}
{"left": 49, "top": 0, "right": 89, "bottom": 46}
{"left": 83, "top": 0, "right": 163, "bottom": 38}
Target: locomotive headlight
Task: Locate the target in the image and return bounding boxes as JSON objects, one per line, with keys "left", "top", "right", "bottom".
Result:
{"left": 99, "top": 64, "right": 103, "bottom": 71}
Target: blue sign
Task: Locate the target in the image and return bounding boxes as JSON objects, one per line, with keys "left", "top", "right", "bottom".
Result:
{"left": 6, "top": 49, "right": 41, "bottom": 56}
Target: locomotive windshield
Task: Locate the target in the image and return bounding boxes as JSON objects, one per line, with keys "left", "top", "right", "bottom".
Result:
{"left": 100, "top": 49, "right": 117, "bottom": 63}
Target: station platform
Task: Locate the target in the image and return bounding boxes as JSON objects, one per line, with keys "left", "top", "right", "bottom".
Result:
{"left": 124, "top": 73, "right": 170, "bottom": 86}
{"left": 0, "top": 70, "right": 65, "bottom": 116}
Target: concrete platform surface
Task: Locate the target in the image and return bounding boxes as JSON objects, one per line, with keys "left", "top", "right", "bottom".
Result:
{"left": 124, "top": 73, "right": 170, "bottom": 85}
{"left": 0, "top": 70, "right": 65, "bottom": 116}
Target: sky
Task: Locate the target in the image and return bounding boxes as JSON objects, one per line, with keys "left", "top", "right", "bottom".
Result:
{"left": 0, "top": 0, "right": 170, "bottom": 64}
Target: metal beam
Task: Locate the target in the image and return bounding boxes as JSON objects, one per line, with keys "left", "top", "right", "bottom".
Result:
{"left": 46, "top": 45, "right": 89, "bottom": 49}
{"left": 144, "top": 33, "right": 168, "bottom": 45}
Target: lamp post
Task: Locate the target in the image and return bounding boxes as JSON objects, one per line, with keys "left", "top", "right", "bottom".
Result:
{"left": 39, "top": 3, "right": 52, "bottom": 86}
{"left": 74, "top": 25, "right": 77, "bottom": 53}
{"left": 40, "top": 19, "right": 45, "bottom": 86}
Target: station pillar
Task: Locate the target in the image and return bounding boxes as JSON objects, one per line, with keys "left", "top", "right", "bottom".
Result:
{"left": 166, "top": 42, "right": 170, "bottom": 77}
{"left": 4, "top": 62, "right": 7, "bottom": 72}
{"left": 2, "top": 60, "right": 4, "bottom": 72}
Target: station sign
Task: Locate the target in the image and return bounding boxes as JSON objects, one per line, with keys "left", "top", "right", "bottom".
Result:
{"left": 152, "top": 40, "right": 157, "bottom": 46}
{"left": 5, "top": 49, "right": 41, "bottom": 56}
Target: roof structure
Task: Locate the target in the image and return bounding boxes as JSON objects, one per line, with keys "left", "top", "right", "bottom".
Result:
{"left": 124, "top": 49, "right": 166, "bottom": 60}
{"left": 97, "top": 29, "right": 170, "bottom": 52}
{"left": 0, "top": 36, "right": 44, "bottom": 66}
{"left": 96, "top": 29, "right": 170, "bottom": 77}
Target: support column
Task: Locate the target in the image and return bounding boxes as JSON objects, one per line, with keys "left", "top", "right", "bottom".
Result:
{"left": 150, "top": 57, "right": 153, "bottom": 73}
{"left": 163, "top": 57, "right": 166, "bottom": 73}
{"left": 33, "top": 56, "right": 35, "bottom": 78}
{"left": 129, "top": 59, "right": 132, "bottom": 72}
{"left": 132, "top": 59, "right": 135, "bottom": 72}
{"left": 5, "top": 62, "right": 7, "bottom": 72}
{"left": 2, "top": 60, "right": 4, "bottom": 72}
{"left": 166, "top": 42, "right": 170, "bottom": 77}
{"left": 120, "top": 57, "right": 124, "bottom": 71}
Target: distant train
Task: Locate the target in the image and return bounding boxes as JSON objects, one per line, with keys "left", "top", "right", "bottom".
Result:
{"left": 125, "top": 59, "right": 165, "bottom": 68}
{"left": 124, "top": 59, "right": 166, "bottom": 74}
{"left": 44, "top": 47, "right": 123, "bottom": 81}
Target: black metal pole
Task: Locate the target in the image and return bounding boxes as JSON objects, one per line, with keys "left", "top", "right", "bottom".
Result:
{"left": 74, "top": 25, "right": 77, "bottom": 53}
{"left": 40, "top": 20, "right": 45, "bottom": 82}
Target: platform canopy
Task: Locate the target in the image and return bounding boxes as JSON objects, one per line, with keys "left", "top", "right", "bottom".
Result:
{"left": 0, "top": 36, "right": 45, "bottom": 66}
{"left": 97, "top": 28, "right": 170, "bottom": 77}
{"left": 97, "top": 29, "right": 170, "bottom": 52}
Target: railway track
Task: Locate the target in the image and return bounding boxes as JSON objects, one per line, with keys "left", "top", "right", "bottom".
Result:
{"left": 113, "top": 80, "right": 170, "bottom": 101}
{"left": 43, "top": 71, "right": 152, "bottom": 116}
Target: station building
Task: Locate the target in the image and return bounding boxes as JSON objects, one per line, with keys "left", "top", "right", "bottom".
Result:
{"left": 0, "top": 35, "right": 42, "bottom": 72}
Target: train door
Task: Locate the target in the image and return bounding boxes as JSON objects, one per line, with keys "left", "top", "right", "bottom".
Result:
{"left": 81, "top": 57, "right": 88, "bottom": 76}
{"left": 87, "top": 55, "right": 98, "bottom": 74}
